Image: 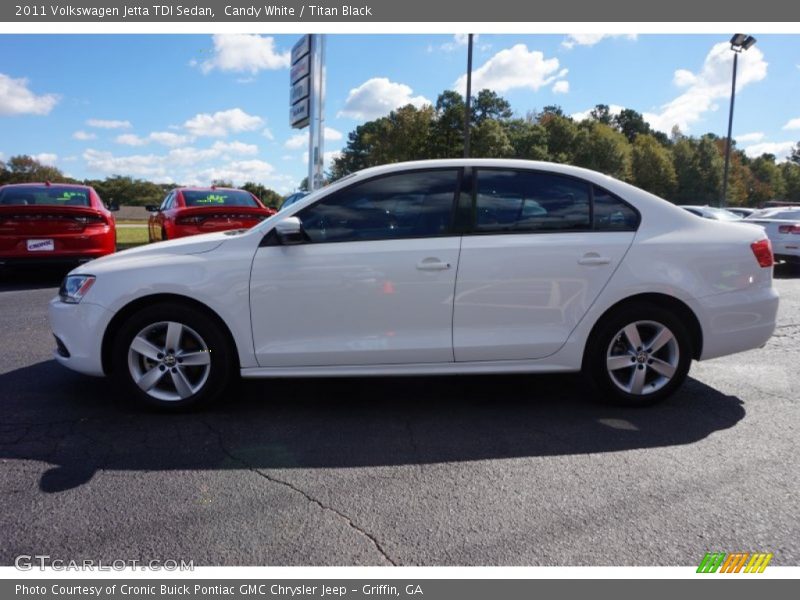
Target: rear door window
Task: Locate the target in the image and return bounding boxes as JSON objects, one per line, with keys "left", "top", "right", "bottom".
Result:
{"left": 474, "top": 170, "right": 591, "bottom": 233}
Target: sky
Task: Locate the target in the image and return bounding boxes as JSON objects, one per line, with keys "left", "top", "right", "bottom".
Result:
{"left": 1, "top": 33, "right": 799, "bottom": 194}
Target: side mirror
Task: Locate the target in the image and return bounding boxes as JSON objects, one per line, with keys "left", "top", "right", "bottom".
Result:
{"left": 274, "top": 216, "right": 306, "bottom": 245}
{"left": 145, "top": 205, "right": 160, "bottom": 213}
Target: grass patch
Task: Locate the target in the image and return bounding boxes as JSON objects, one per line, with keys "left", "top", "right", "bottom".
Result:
{"left": 116, "top": 225, "right": 149, "bottom": 249}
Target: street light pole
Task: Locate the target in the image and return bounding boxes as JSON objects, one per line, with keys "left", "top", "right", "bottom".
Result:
{"left": 721, "top": 34, "right": 756, "bottom": 208}
{"left": 464, "top": 34, "right": 473, "bottom": 158}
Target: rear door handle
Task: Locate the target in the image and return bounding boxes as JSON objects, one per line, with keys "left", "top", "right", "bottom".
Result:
{"left": 578, "top": 254, "right": 612, "bottom": 266}
{"left": 417, "top": 258, "right": 451, "bottom": 271}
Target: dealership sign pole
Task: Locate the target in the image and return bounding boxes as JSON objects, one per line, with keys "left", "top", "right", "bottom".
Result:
{"left": 290, "top": 34, "right": 325, "bottom": 192}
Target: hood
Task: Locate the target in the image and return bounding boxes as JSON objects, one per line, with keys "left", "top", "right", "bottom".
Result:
{"left": 75, "top": 230, "right": 232, "bottom": 273}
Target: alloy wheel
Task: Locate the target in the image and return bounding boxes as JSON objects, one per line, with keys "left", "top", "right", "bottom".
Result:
{"left": 127, "top": 321, "right": 211, "bottom": 402}
{"left": 605, "top": 320, "right": 680, "bottom": 396}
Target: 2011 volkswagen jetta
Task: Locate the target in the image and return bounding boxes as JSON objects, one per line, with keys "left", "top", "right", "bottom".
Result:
{"left": 49, "top": 159, "right": 779, "bottom": 409}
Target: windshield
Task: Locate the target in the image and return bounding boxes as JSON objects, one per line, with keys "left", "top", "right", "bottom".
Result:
{"left": 182, "top": 189, "right": 258, "bottom": 207}
{"left": 0, "top": 186, "right": 91, "bottom": 207}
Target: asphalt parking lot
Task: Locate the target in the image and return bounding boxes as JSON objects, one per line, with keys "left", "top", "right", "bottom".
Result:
{"left": 1, "top": 267, "right": 798, "bottom": 566}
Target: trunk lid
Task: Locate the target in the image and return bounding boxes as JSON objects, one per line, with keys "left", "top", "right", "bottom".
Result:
{"left": 0, "top": 205, "right": 108, "bottom": 236}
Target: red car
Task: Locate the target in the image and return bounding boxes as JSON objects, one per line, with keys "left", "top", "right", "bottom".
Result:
{"left": 147, "top": 187, "right": 276, "bottom": 242}
{"left": 0, "top": 182, "right": 116, "bottom": 267}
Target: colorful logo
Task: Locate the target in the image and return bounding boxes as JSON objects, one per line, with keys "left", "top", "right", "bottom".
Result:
{"left": 697, "top": 552, "right": 773, "bottom": 573}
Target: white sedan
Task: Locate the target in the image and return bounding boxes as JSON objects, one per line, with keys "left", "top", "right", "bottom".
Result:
{"left": 745, "top": 206, "right": 800, "bottom": 265}
{"left": 49, "top": 159, "right": 779, "bottom": 409}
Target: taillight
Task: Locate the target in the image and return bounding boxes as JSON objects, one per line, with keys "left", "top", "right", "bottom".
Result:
{"left": 778, "top": 224, "right": 800, "bottom": 234}
{"left": 750, "top": 239, "right": 774, "bottom": 268}
{"left": 74, "top": 214, "right": 108, "bottom": 226}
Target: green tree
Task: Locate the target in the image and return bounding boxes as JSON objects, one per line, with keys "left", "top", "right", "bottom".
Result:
{"left": 472, "top": 89, "right": 513, "bottom": 125}
{"left": 789, "top": 142, "right": 800, "bottom": 165}
{"left": 748, "top": 154, "right": 786, "bottom": 205}
{"left": 589, "top": 104, "right": 614, "bottom": 125}
{"left": 330, "top": 104, "right": 435, "bottom": 180}
{"left": 431, "top": 90, "right": 465, "bottom": 158}
{"left": 1, "top": 155, "right": 68, "bottom": 184}
{"left": 329, "top": 120, "right": 386, "bottom": 179}
{"left": 538, "top": 113, "right": 579, "bottom": 164}
{"left": 89, "top": 175, "right": 170, "bottom": 206}
{"left": 242, "top": 182, "right": 282, "bottom": 208}
{"left": 693, "top": 136, "right": 724, "bottom": 204}
{"left": 505, "top": 118, "right": 549, "bottom": 160}
{"left": 539, "top": 105, "right": 565, "bottom": 118}
{"left": 572, "top": 122, "right": 632, "bottom": 180}
{"left": 781, "top": 162, "right": 800, "bottom": 202}
{"left": 471, "top": 119, "right": 514, "bottom": 158}
{"left": 631, "top": 134, "right": 677, "bottom": 198}
{"left": 613, "top": 108, "right": 652, "bottom": 143}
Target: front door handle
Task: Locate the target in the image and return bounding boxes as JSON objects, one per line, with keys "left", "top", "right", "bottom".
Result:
{"left": 578, "top": 253, "right": 612, "bottom": 266}
{"left": 417, "top": 258, "right": 452, "bottom": 271}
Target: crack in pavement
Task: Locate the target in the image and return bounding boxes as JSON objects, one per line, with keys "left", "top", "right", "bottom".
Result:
{"left": 200, "top": 419, "right": 398, "bottom": 566}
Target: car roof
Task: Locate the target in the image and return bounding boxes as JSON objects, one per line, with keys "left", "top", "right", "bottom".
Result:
{"left": 174, "top": 187, "right": 246, "bottom": 192}
{"left": 348, "top": 158, "right": 622, "bottom": 180}
{"left": 0, "top": 182, "right": 90, "bottom": 189}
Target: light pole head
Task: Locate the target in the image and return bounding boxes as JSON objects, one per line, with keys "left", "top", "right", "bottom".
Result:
{"left": 730, "top": 34, "right": 757, "bottom": 52}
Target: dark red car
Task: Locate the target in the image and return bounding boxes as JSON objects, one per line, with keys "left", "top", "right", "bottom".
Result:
{"left": 0, "top": 182, "right": 116, "bottom": 267}
{"left": 147, "top": 187, "right": 276, "bottom": 242}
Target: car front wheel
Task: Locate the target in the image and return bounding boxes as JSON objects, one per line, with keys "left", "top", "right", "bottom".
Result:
{"left": 111, "top": 302, "right": 235, "bottom": 410}
{"left": 585, "top": 303, "right": 692, "bottom": 406}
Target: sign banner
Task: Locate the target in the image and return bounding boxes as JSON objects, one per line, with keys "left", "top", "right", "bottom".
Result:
{"left": 2, "top": 0, "right": 794, "bottom": 22}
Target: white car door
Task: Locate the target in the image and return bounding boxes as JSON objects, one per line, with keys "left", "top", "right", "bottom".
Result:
{"left": 250, "top": 169, "right": 462, "bottom": 367}
{"left": 453, "top": 169, "right": 638, "bottom": 361}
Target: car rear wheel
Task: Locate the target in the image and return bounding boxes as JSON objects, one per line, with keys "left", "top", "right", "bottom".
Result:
{"left": 111, "top": 302, "right": 235, "bottom": 410}
{"left": 584, "top": 303, "right": 692, "bottom": 406}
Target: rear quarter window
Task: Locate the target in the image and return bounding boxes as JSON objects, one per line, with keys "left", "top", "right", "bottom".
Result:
{"left": 593, "top": 186, "right": 639, "bottom": 231}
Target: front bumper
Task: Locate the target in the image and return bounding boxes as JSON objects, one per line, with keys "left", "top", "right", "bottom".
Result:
{"left": 696, "top": 284, "right": 780, "bottom": 361}
{"left": 48, "top": 297, "right": 114, "bottom": 376}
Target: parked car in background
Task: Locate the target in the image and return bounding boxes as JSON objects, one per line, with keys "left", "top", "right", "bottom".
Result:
{"left": 727, "top": 207, "right": 758, "bottom": 219}
{"left": 0, "top": 182, "right": 116, "bottom": 267}
{"left": 50, "top": 159, "right": 778, "bottom": 410}
{"left": 745, "top": 206, "right": 800, "bottom": 264}
{"left": 146, "top": 187, "right": 276, "bottom": 242}
{"left": 279, "top": 191, "right": 308, "bottom": 211}
{"left": 680, "top": 205, "right": 743, "bottom": 221}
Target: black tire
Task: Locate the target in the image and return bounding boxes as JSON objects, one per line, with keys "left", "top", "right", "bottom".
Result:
{"left": 161, "top": 226, "right": 168, "bottom": 241}
{"left": 111, "top": 302, "right": 236, "bottom": 410}
{"left": 584, "top": 302, "right": 693, "bottom": 406}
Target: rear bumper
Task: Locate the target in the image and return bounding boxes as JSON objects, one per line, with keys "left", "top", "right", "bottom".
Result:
{"left": 696, "top": 284, "right": 779, "bottom": 361}
{"left": 775, "top": 254, "right": 800, "bottom": 265}
{"left": 48, "top": 298, "right": 112, "bottom": 376}
{"left": 0, "top": 227, "right": 115, "bottom": 262}
{"left": 771, "top": 239, "right": 800, "bottom": 262}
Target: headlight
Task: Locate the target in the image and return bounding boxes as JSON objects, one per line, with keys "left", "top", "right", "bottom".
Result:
{"left": 59, "top": 275, "right": 96, "bottom": 304}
